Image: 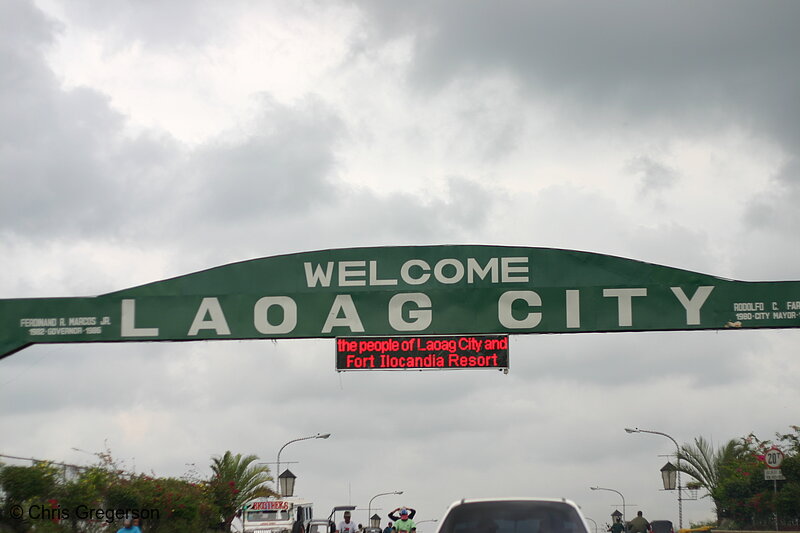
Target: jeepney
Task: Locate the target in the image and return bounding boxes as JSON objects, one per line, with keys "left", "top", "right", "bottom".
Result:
{"left": 242, "top": 497, "right": 314, "bottom": 533}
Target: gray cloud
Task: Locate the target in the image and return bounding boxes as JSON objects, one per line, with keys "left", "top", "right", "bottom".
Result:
{"left": 49, "top": 0, "right": 238, "bottom": 49}
{"left": 356, "top": 1, "right": 800, "bottom": 151}
{"left": 0, "top": 1, "right": 502, "bottom": 260}
{"left": 626, "top": 156, "right": 678, "bottom": 197}
{"left": 745, "top": 157, "right": 800, "bottom": 231}
{"left": 509, "top": 330, "right": 755, "bottom": 388}
{"left": 0, "top": 1, "right": 183, "bottom": 240}
{"left": 186, "top": 97, "right": 342, "bottom": 224}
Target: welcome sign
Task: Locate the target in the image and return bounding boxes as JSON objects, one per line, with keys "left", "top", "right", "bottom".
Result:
{"left": 2, "top": 245, "right": 799, "bottom": 359}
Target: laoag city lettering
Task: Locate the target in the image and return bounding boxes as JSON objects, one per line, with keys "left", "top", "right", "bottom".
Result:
{"left": 119, "top": 285, "right": 717, "bottom": 337}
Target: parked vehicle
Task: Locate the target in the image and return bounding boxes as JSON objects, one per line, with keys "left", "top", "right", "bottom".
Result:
{"left": 307, "top": 505, "right": 358, "bottom": 533}
{"left": 242, "top": 496, "right": 314, "bottom": 533}
{"left": 435, "top": 498, "right": 591, "bottom": 533}
{"left": 650, "top": 521, "right": 675, "bottom": 533}
{"left": 307, "top": 519, "right": 334, "bottom": 533}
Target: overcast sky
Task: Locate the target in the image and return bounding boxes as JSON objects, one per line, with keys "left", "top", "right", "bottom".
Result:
{"left": 2, "top": 0, "right": 799, "bottom": 530}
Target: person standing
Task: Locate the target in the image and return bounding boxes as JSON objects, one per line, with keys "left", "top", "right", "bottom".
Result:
{"left": 116, "top": 518, "right": 141, "bottom": 533}
{"left": 337, "top": 511, "right": 359, "bottom": 533}
{"left": 628, "top": 512, "right": 650, "bottom": 533}
{"left": 608, "top": 516, "right": 625, "bottom": 533}
{"left": 388, "top": 508, "right": 416, "bottom": 533}
{"left": 384, "top": 521, "right": 394, "bottom": 533}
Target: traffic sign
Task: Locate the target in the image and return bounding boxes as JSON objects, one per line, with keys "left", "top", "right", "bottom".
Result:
{"left": 764, "top": 469, "right": 786, "bottom": 481}
{"left": 765, "top": 447, "right": 785, "bottom": 469}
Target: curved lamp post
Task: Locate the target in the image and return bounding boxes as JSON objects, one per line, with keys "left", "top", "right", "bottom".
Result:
{"left": 625, "top": 427, "right": 682, "bottom": 529}
{"left": 276, "top": 433, "right": 331, "bottom": 496}
{"left": 368, "top": 491, "right": 403, "bottom": 525}
{"left": 590, "top": 486, "right": 626, "bottom": 526}
{"left": 585, "top": 517, "right": 599, "bottom": 533}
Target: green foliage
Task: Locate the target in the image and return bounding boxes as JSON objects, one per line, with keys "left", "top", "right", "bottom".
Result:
{"left": 0, "top": 463, "right": 62, "bottom": 532}
{"left": 209, "top": 451, "right": 275, "bottom": 532}
{"left": 104, "top": 474, "right": 217, "bottom": 532}
{"left": 0, "top": 463, "right": 60, "bottom": 504}
{"left": 0, "top": 449, "right": 270, "bottom": 533}
{"left": 675, "top": 436, "right": 751, "bottom": 520}
{"left": 679, "top": 425, "right": 800, "bottom": 529}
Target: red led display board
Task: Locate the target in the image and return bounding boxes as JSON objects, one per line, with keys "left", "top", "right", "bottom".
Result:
{"left": 335, "top": 335, "right": 509, "bottom": 371}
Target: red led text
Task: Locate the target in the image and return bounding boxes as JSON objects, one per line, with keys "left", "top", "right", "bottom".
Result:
{"left": 335, "top": 335, "right": 509, "bottom": 371}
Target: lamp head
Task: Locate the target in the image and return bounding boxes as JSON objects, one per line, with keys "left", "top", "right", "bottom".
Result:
{"left": 317, "top": 433, "right": 331, "bottom": 439}
{"left": 624, "top": 428, "right": 638, "bottom": 434}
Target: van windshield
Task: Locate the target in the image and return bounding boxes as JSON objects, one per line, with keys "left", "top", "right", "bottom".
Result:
{"left": 248, "top": 510, "right": 291, "bottom": 522}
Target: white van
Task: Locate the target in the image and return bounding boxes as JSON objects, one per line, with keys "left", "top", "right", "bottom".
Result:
{"left": 243, "top": 497, "right": 314, "bottom": 533}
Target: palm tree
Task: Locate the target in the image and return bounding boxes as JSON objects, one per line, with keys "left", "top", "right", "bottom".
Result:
{"left": 210, "top": 451, "right": 275, "bottom": 532}
{"left": 675, "top": 437, "right": 749, "bottom": 520}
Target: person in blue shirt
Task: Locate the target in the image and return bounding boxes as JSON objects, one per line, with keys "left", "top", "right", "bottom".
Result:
{"left": 384, "top": 522, "right": 394, "bottom": 533}
{"left": 117, "top": 518, "right": 142, "bottom": 533}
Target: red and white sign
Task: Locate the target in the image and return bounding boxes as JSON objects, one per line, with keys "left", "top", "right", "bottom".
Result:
{"left": 765, "top": 448, "right": 784, "bottom": 469}
{"left": 250, "top": 501, "right": 291, "bottom": 511}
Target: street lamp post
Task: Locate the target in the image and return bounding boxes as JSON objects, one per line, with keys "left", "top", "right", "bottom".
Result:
{"left": 590, "top": 486, "right": 626, "bottom": 526}
{"left": 278, "top": 469, "right": 297, "bottom": 497}
{"left": 276, "top": 433, "right": 331, "bottom": 495}
{"left": 625, "top": 427, "right": 682, "bottom": 529}
{"left": 585, "top": 517, "right": 600, "bottom": 533}
{"left": 368, "top": 491, "right": 403, "bottom": 526}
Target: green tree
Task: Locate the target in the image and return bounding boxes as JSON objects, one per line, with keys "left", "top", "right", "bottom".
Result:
{"left": 0, "top": 462, "right": 62, "bottom": 533}
{"left": 675, "top": 436, "right": 751, "bottom": 521}
{"left": 209, "top": 451, "right": 274, "bottom": 532}
{"left": 57, "top": 466, "right": 112, "bottom": 532}
{"left": 105, "top": 474, "right": 217, "bottom": 532}
{"left": 680, "top": 426, "right": 800, "bottom": 529}
{"left": 740, "top": 426, "right": 800, "bottom": 528}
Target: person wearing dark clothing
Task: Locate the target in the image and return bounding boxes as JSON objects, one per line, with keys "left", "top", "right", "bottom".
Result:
{"left": 608, "top": 518, "right": 625, "bottom": 533}
{"left": 628, "top": 512, "right": 649, "bottom": 533}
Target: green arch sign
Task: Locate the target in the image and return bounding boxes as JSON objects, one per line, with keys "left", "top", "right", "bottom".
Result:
{"left": 2, "top": 245, "right": 799, "bottom": 359}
